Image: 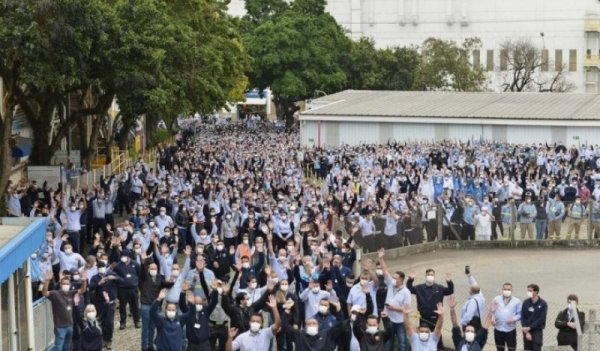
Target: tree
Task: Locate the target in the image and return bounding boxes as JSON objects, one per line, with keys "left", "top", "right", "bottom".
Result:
{"left": 375, "top": 46, "right": 421, "bottom": 90}
{"left": 242, "top": 0, "right": 351, "bottom": 125}
{"left": 342, "top": 37, "right": 382, "bottom": 90}
{"left": 499, "top": 39, "right": 574, "bottom": 93}
{"left": 413, "top": 37, "right": 486, "bottom": 92}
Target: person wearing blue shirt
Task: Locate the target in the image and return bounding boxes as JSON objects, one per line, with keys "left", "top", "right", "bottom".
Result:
{"left": 518, "top": 196, "right": 537, "bottom": 240}
{"left": 546, "top": 194, "right": 565, "bottom": 240}
{"left": 311, "top": 298, "right": 338, "bottom": 332}
{"left": 448, "top": 295, "right": 491, "bottom": 351}
{"left": 462, "top": 196, "right": 480, "bottom": 241}
{"left": 521, "top": 284, "right": 548, "bottom": 351}
{"left": 492, "top": 282, "right": 521, "bottom": 351}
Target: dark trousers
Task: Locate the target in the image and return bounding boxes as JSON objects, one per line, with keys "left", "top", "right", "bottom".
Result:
{"left": 523, "top": 330, "right": 543, "bottom": 351}
{"left": 118, "top": 288, "right": 140, "bottom": 324}
{"left": 276, "top": 330, "right": 295, "bottom": 351}
{"left": 209, "top": 324, "right": 227, "bottom": 351}
{"left": 494, "top": 329, "right": 517, "bottom": 351}
{"left": 98, "top": 302, "right": 115, "bottom": 342}
{"left": 66, "top": 230, "right": 81, "bottom": 254}
{"left": 462, "top": 223, "right": 475, "bottom": 240}
{"left": 187, "top": 340, "right": 211, "bottom": 351}
{"left": 92, "top": 218, "right": 107, "bottom": 239}
{"left": 105, "top": 213, "right": 115, "bottom": 228}
{"left": 492, "top": 221, "right": 503, "bottom": 240}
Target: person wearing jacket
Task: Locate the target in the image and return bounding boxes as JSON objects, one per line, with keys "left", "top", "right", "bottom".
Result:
{"left": 220, "top": 280, "right": 271, "bottom": 333}
{"left": 88, "top": 262, "right": 117, "bottom": 350}
{"left": 225, "top": 295, "right": 281, "bottom": 351}
{"left": 180, "top": 282, "right": 220, "bottom": 350}
{"left": 521, "top": 284, "right": 548, "bottom": 351}
{"left": 555, "top": 294, "right": 585, "bottom": 350}
{"left": 73, "top": 300, "right": 103, "bottom": 351}
{"left": 448, "top": 295, "right": 492, "bottom": 351}
{"left": 352, "top": 309, "right": 393, "bottom": 351}
{"left": 151, "top": 288, "right": 196, "bottom": 351}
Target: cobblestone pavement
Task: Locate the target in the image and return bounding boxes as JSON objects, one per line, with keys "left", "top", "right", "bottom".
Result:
{"left": 111, "top": 315, "right": 142, "bottom": 351}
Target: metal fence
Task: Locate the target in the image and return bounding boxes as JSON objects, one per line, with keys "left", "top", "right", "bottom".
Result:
{"left": 33, "top": 297, "right": 54, "bottom": 351}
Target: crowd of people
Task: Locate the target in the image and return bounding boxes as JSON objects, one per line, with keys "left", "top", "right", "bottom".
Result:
{"left": 4, "top": 122, "right": 592, "bottom": 351}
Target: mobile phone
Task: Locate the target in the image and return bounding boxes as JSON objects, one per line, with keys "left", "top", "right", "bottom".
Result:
{"left": 465, "top": 265, "right": 470, "bottom": 275}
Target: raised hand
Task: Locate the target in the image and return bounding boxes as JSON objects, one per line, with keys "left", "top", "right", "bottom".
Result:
{"left": 377, "top": 248, "right": 385, "bottom": 259}
{"left": 184, "top": 246, "right": 192, "bottom": 257}
{"left": 267, "top": 295, "right": 277, "bottom": 309}
{"left": 445, "top": 272, "right": 452, "bottom": 281}
{"left": 447, "top": 295, "right": 457, "bottom": 309}
{"left": 434, "top": 302, "right": 444, "bottom": 315}
{"left": 158, "top": 288, "right": 168, "bottom": 301}
{"left": 73, "top": 293, "right": 80, "bottom": 306}
{"left": 228, "top": 327, "right": 238, "bottom": 339}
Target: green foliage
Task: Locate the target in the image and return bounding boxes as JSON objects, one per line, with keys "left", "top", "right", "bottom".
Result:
{"left": 148, "top": 128, "right": 173, "bottom": 147}
{"left": 412, "top": 37, "right": 486, "bottom": 92}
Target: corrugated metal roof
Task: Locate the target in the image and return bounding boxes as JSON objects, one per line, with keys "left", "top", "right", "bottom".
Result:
{"left": 301, "top": 90, "right": 600, "bottom": 120}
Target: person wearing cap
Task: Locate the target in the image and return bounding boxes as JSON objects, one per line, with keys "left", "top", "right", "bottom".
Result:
{"left": 517, "top": 195, "right": 537, "bottom": 240}
{"left": 113, "top": 250, "right": 141, "bottom": 329}
{"left": 566, "top": 196, "right": 588, "bottom": 239}
{"left": 555, "top": 294, "right": 585, "bottom": 350}
{"left": 546, "top": 193, "right": 565, "bottom": 239}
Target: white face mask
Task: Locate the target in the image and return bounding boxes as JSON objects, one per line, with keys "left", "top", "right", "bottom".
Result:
{"left": 350, "top": 314, "right": 357, "bottom": 321}
{"left": 61, "top": 285, "right": 70, "bottom": 293}
{"left": 149, "top": 270, "right": 158, "bottom": 277}
{"left": 280, "top": 284, "right": 289, "bottom": 292}
{"left": 419, "top": 332, "right": 430, "bottom": 341}
{"left": 503, "top": 290, "right": 512, "bottom": 298}
{"left": 306, "top": 326, "right": 319, "bottom": 336}
{"left": 64, "top": 248, "right": 73, "bottom": 255}
{"left": 166, "top": 310, "right": 177, "bottom": 319}
{"left": 216, "top": 245, "right": 224, "bottom": 251}
{"left": 98, "top": 267, "right": 107, "bottom": 275}
{"left": 318, "top": 305, "right": 329, "bottom": 314}
{"left": 72, "top": 275, "right": 80, "bottom": 281}
{"left": 71, "top": 206, "right": 77, "bottom": 211}
{"left": 527, "top": 291, "right": 534, "bottom": 299}
{"left": 171, "top": 270, "right": 180, "bottom": 277}
{"left": 196, "top": 304, "right": 203, "bottom": 312}
{"left": 217, "top": 288, "right": 223, "bottom": 295}
{"left": 135, "top": 248, "right": 142, "bottom": 254}
{"left": 366, "top": 326, "right": 378, "bottom": 335}
{"left": 391, "top": 279, "right": 398, "bottom": 286}
{"left": 242, "top": 262, "right": 250, "bottom": 269}
{"left": 375, "top": 269, "right": 383, "bottom": 276}
{"left": 86, "top": 312, "right": 97, "bottom": 320}
{"left": 360, "top": 279, "right": 369, "bottom": 286}
{"left": 243, "top": 239, "right": 249, "bottom": 245}
{"left": 120, "top": 256, "right": 128, "bottom": 263}
{"left": 425, "top": 275, "right": 435, "bottom": 284}
{"left": 312, "top": 286, "right": 320, "bottom": 294}
{"left": 465, "top": 331, "right": 475, "bottom": 343}
{"left": 249, "top": 322, "right": 261, "bottom": 333}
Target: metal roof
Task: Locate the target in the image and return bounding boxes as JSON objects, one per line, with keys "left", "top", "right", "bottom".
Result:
{"left": 301, "top": 90, "right": 600, "bottom": 120}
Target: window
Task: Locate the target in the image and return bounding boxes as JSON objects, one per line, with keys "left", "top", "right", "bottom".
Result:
{"left": 472, "top": 49, "right": 480, "bottom": 67}
{"left": 541, "top": 49, "right": 549, "bottom": 71}
{"left": 486, "top": 50, "right": 494, "bottom": 71}
{"left": 587, "top": 49, "right": 592, "bottom": 58}
{"left": 569, "top": 50, "right": 577, "bottom": 72}
{"left": 555, "top": 49, "right": 563, "bottom": 71}
{"left": 500, "top": 49, "right": 508, "bottom": 71}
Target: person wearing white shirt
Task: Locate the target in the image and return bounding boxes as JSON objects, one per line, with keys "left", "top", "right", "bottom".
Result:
{"left": 347, "top": 269, "right": 380, "bottom": 317}
{"left": 402, "top": 303, "right": 444, "bottom": 351}
{"left": 492, "top": 282, "right": 521, "bottom": 351}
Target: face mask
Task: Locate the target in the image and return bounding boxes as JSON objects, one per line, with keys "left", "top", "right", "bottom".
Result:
{"left": 217, "top": 288, "right": 223, "bottom": 295}
{"left": 64, "top": 248, "right": 73, "bottom": 255}
{"left": 86, "top": 312, "right": 97, "bottom": 320}
{"left": 527, "top": 291, "right": 534, "bottom": 299}
{"left": 196, "top": 304, "right": 203, "bottom": 312}
{"left": 249, "top": 322, "right": 261, "bottom": 333}
{"left": 249, "top": 282, "right": 257, "bottom": 289}
{"left": 135, "top": 248, "right": 142, "bottom": 254}
{"left": 160, "top": 212, "right": 166, "bottom": 216}
{"left": 142, "top": 228, "right": 149, "bottom": 234}
{"left": 317, "top": 305, "right": 329, "bottom": 315}
{"left": 243, "top": 239, "right": 249, "bottom": 245}
{"left": 425, "top": 275, "right": 435, "bottom": 284}
{"left": 366, "top": 326, "right": 379, "bottom": 335}
{"left": 71, "top": 206, "right": 77, "bottom": 211}
{"left": 503, "top": 290, "right": 511, "bottom": 298}
{"left": 465, "top": 331, "right": 475, "bottom": 342}
{"left": 61, "top": 285, "right": 70, "bottom": 293}
{"left": 164, "top": 231, "right": 171, "bottom": 237}
{"left": 171, "top": 270, "right": 180, "bottom": 277}
{"left": 31, "top": 253, "right": 37, "bottom": 260}
{"left": 360, "top": 279, "right": 369, "bottom": 286}
{"left": 312, "top": 286, "right": 320, "bottom": 294}
{"left": 98, "top": 267, "right": 107, "bottom": 275}
{"left": 375, "top": 269, "right": 383, "bottom": 276}
{"left": 242, "top": 262, "right": 250, "bottom": 269}
{"left": 149, "top": 270, "right": 158, "bottom": 277}
{"left": 350, "top": 314, "right": 357, "bottom": 321}
{"left": 280, "top": 284, "right": 289, "bottom": 292}
{"left": 306, "top": 326, "right": 319, "bottom": 336}
{"left": 216, "top": 245, "right": 224, "bottom": 251}
{"left": 346, "top": 282, "right": 354, "bottom": 288}
{"left": 287, "top": 246, "right": 294, "bottom": 252}
{"left": 419, "top": 332, "right": 430, "bottom": 341}
{"left": 166, "top": 310, "right": 176, "bottom": 319}
{"left": 121, "top": 256, "right": 129, "bottom": 263}
{"left": 278, "top": 255, "right": 287, "bottom": 261}
{"left": 99, "top": 260, "right": 108, "bottom": 266}
{"left": 72, "top": 274, "right": 80, "bottom": 281}
{"left": 150, "top": 223, "right": 155, "bottom": 228}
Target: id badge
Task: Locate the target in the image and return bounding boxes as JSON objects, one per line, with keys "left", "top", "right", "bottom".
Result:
{"left": 194, "top": 323, "right": 201, "bottom": 329}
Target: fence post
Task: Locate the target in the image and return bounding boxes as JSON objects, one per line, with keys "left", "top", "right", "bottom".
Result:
{"left": 510, "top": 202, "right": 517, "bottom": 244}
{"left": 588, "top": 201, "right": 593, "bottom": 241}
{"left": 436, "top": 205, "right": 443, "bottom": 241}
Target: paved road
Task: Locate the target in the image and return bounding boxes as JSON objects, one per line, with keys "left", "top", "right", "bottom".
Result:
{"left": 111, "top": 248, "right": 600, "bottom": 350}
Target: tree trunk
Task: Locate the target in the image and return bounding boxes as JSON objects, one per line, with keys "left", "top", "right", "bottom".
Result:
{"left": 0, "top": 105, "right": 14, "bottom": 215}
{"left": 276, "top": 98, "right": 299, "bottom": 128}
{"left": 86, "top": 115, "right": 103, "bottom": 170}
{"left": 78, "top": 118, "right": 90, "bottom": 169}
{"left": 29, "top": 116, "right": 53, "bottom": 165}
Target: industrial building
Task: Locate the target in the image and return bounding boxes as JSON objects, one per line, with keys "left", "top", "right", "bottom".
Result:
{"left": 300, "top": 90, "right": 600, "bottom": 146}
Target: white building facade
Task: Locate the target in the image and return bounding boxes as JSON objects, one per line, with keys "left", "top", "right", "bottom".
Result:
{"left": 228, "top": 0, "right": 600, "bottom": 93}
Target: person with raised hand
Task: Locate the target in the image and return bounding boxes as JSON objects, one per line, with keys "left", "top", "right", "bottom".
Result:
{"left": 401, "top": 302, "right": 444, "bottom": 351}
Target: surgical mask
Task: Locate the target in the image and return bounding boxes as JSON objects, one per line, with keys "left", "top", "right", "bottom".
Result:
{"left": 425, "top": 275, "right": 435, "bottom": 284}
{"left": 120, "top": 256, "right": 128, "bottom": 263}
{"left": 278, "top": 255, "right": 287, "bottom": 261}
{"left": 419, "top": 332, "right": 430, "bottom": 341}
{"left": 135, "top": 248, "right": 142, "bottom": 254}
{"left": 196, "top": 304, "right": 203, "bottom": 312}
{"left": 249, "top": 282, "right": 257, "bottom": 289}
{"left": 160, "top": 212, "right": 166, "bottom": 216}
{"left": 287, "top": 246, "right": 294, "bottom": 252}
{"left": 527, "top": 291, "right": 534, "bottom": 299}
{"left": 375, "top": 269, "right": 383, "bottom": 276}
{"left": 149, "top": 270, "right": 158, "bottom": 277}
{"left": 350, "top": 314, "right": 357, "bottom": 321}
{"left": 280, "top": 284, "right": 289, "bottom": 292}
{"left": 366, "top": 326, "right": 378, "bottom": 335}
{"left": 306, "top": 326, "right": 318, "bottom": 336}
{"left": 72, "top": 275, "right": 80, "bottom": 281}
{"left": 242, "top": 262, "right": 250, "bottom": 269}
{"left": 166, "top": 311, "right": 176, "bottom": 319}
{"left": 360, "top": 279, "right": 369, "bottom": 286}
{"left": 71, "top": 206, "right": 77, "bottom": 211}
{"left": 216, "top": 245, "right": 224, "bottom": 251}
{"left": 171, "top": 270, "right": 180, "bottom": 277}
{"left": 346, "top": 282, "right": 354, "bottom": 288}
{"left": 391, "top": 279, "right": 397, "bottom": 286}
{"left": 250, "top": 322, "right": 261, "bottom": 333}
{"left": 318, "top": 305, "right": 329, "bottom": 314}
{"left": 142, "top": 228, "right": 148, "bottom": 234}
{"left": 312, "top": 286, "right": 320, "bottom": 294}
{"left": 243, "top": 239, "right": 249, "bottom": 245}
{"left": 98, "top": 267, "right": 107, "bottom": 275}
{"left": 86, "top": 312, "right": 97, "bottom": 320}
{"left": 31, "top": 253, "right": 37, "bottom": 260}
{"left": 460, "top": 328, "right": 474, "bottom": 342}
{"left": 61, "top": 285, "right": 70, "bottom": 293}
{"left": 64, "top": 248, "right": 73, "bottom": 255}
{"left": 164, "top": 231, "right": 170, "bottom": 237}
{"left": 503, "top": 290, "right": 511, "bottom": 298}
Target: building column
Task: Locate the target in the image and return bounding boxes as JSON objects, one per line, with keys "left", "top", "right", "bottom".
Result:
{"left": 351, "top": 0, "right": 362, "bottom": 39}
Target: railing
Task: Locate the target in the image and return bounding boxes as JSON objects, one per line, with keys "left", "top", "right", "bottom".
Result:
{"left": 584, "top": 54, "right": 600, "bottom": 67}
{"left": 32, "top": 297, "right": 54, "bottom": 351}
